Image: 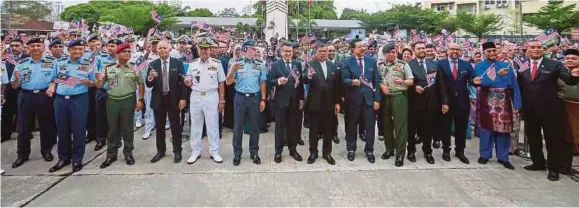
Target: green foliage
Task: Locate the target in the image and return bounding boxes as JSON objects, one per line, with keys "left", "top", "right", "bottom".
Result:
{"left": 186, "top": 8, "right": 214, "bottom": 17}
{"left": 360, "top": 4, "right": 452, "bottom": 34}
{"left": 523, "top": 1, "right": 578, "bottom": 32}
{"left": 4, "top": 0, "right": 52, "bottom": 20}
{"left": 253, "top": 0, "right": 338, "bottom": 20}
{"left": 454, "top": 11, "right": 503, "bottom": 39}
{"left": 60, "top": 1, "right": 177, "bottom": 34}
{"left": 339, "top": 8, "right": 368, "bottom": 20}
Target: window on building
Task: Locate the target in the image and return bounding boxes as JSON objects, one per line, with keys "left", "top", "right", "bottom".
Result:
{"left": 485, "top": 0, "right": 496, "bottom": 5}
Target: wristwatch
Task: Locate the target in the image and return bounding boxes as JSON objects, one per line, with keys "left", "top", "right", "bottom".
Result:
{"left": 139, "top": 99, "right": 144, "bottom": 102}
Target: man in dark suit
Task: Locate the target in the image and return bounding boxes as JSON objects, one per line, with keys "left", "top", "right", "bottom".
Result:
{"left": 305, "top": 42, "right": 341, "bottom": 165}
{"left": 437, "top": 43, "right": 475, "bottom": 164}
{"left": 341, "top": 39, "right": 381, "bottom": 163}
{"left": 145, "top": 40, "right": 187, "bottom": 164}
{"left": 518, "top": 40, "right": 579, "bottom": 181}
{"left": 407, "top": 41, "right": 448, "bottom": 164}
{"left": 2, "top": 38, "right": 29, "bottom": 143}
{"left": 268, "top": 42, "right": 304, "bottom": 163}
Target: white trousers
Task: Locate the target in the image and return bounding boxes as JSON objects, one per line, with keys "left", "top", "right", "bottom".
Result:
{"left": 189, "top": 90, "right": 220, "bottom": 155}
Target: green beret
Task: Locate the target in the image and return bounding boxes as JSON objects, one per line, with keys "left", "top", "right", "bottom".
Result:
{"left": 382, "top": 42, "right": 396, "bottom": 53}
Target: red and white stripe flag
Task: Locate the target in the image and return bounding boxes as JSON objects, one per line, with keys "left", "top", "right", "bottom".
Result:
{"left": 290, "top": 68, "right": 300, "bottom": 88}
{"left": 360, "top": 75, "right": 375, "bottom": 91}
{"left": 513, "top": 56, "right": 530, "bottom": 73}
{"left": 55, "top": 73, "right": 82, "bottom": 86}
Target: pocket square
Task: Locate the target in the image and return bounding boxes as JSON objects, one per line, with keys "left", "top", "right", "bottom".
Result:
{"left": 171, "top": 68, "right": 177, "bottom": 72}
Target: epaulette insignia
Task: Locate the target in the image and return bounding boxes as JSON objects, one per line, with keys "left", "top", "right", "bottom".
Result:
{"left": 18, "top": 58, "right": 29, "bottom": 64}
{"left": 192, "top": 58, "right": 199, "bottom": 62}
{"left": 211, "top": 58, "right": 221, "bottom": 63}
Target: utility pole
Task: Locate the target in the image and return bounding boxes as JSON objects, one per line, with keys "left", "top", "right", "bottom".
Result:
{"left": 518, "top": 0, "right": 524, "bottom": 41}
{"left": 7, "top": 0, "right": 13, "bottom": 31}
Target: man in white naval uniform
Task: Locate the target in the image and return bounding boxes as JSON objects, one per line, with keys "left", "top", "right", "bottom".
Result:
{"left": 185, "top": 36, "right": 225, "bottom": 164}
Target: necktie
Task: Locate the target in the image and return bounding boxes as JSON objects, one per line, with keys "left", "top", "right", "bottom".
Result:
{"left": 286, "top": 62, "right": 291, "bottom": 72}
{"left": 452, "top": 60, "right": 458, "bottom": 80}
{"left": 163, "top": 60, "right": 168, "bottom": 92}
{"left": 419, "top": 60, "right": 425, "bottom": 72}
{"left": 531, "top": 61, "right": 538, "bottom": 80}
{"left": 358, "top": 58, "right": 364, "bottom": 75}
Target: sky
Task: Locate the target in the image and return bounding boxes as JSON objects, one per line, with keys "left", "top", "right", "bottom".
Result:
{"left": 61, "top": 0, "right": 422, "bottom": 16}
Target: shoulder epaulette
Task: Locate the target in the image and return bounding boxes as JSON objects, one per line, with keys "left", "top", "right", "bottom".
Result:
{"left": 57, "top": 57, "right": 68, "bottom": 62}
{"left": 211, "top": 58, "right": 221, "bottom": 63}
{"left": 18, "top": 57, "right": 29, "bottom": 64}
{"left": 105, "top": 62, "right": 116, "bottom": 67}
{"left": 192, "top": 58, "right": 199, "bottom": 62}
{"left": 43, "top": 56, "right": 55, "bottom": 61}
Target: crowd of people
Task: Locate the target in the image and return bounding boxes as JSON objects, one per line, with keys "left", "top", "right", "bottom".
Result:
{"left": 1, "top": 27, "right": 578, "bottom": 182}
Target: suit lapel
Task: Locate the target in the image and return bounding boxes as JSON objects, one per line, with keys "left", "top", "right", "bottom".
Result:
{"left": 535, "top": 60, "right": 546, "bottom": 81}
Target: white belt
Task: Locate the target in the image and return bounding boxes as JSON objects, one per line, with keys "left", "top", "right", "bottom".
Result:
{"left": 191, "top": 90, "right": 217, "bottom": 96}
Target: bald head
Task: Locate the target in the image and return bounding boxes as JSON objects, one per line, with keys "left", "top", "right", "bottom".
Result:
{"left": 157, "top": 40, "right": 172, "bottom": 59}
{"left": 447, "top": 43, "right": 461, "bottom": 60}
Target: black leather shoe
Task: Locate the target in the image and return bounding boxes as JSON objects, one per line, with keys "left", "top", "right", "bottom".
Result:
{"left": 297, "top": 138, "right": 305, "bottom": 146}
{"left": 100, "top": 157, "right": 117, "bottom": 169}
{"left": 12, "top": 157, "right": 29, "bottom": 168}
{"left": 323, "top": 154, "right": 335, "bottom": 165}
{"left": 174, "top": 153, "right": 182, "bottom": 163}
{"left": 333, "top": 136, "right": 340, "bottom": 144}
{"left": 415, "top": 136, "right": 421, "bottom": 144}
{"left": 289, "top": 151, "right": 303, "bottom": 162}
{"left": 432, "top": 140, "right": 441, "bottom": 149}
{"left": 366, "top": 152, "right": 375, "bottom": 163}
{"left": 547, "top": 171, "right": 559, "bottom": 181}
{"left": 347, "top": 152, "right": 355, "bottom": 161}
{"left": 49, "top": 160, "right": 70, "bottom": 173}
{"left": 150, "top": 153, "right": 165, "bottom": 163}
{"left": 72, "top": 162, "right": 83, "bottom": 172}
{"left": 233, "top": 156, "right": 241, "bottom": 166}
{"left": 524, "top": 164, "right": 546, "bottom": 171}
{"left": 359, "top": 134, "right": 366, "bottom": 142}
{"left": 125, "top": 155, "right": 135, "bottom": 165}
{"left": 42, "top": 153, "right": 54, "bottom": 162}
{"left": 407, "top": 151, "right": 416, "bottom": 163}
{"left": 94, "top": 141, "right": 105, "bottom": 151}
{"left": 395, "top": 155, "right": 404, "bottom": 167}
{"left": 307, "top": 153, "right": 317, "bottom": 164}
{"left": 498, "top": 160, "right": 514, "bottom": 170}
{"left": 381, "top": 152, "right": 393, "bottom": 160}
{"left": 478, "top": 157, "right": 489, "bottom": 164}
{"left": 250, "top": 154, "right": 261, "bottom": 164}
{"left": 456, "top": 153, "right": 470, "bottom": 164}
{"left": 378, "top": 136, "right": 384, "bottom": 141}
{"left": 85, "top": 137, "right": 95, "bottom": 143}
{"left": 442, "top": 152, "right": 451, "bottom": 162}
{"left": 425, "top": 153, "right": 435, "bottom": 164}
{"left": 274, "top": 154, "right": 282, "bottom": 163}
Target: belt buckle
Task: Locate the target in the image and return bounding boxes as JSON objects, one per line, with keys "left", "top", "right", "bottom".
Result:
{"left": 64, "top": 95, "right": 71, "bottom": 99}
{"left": 245, "top": 93, "right": 250, "bottom": 97}
{"left": 163, "top": 92, "right": 169, "bottom": 95}
{"left": 200, "top": 92, "right": 206, "bottom": 96}
{"left": 33, "top": 89, "right": 40, "bottom": 93}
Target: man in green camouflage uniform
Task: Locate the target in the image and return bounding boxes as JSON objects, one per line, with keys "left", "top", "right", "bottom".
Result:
{"left": 96, "top": 43, "right": 145, "bottom": 168}
{"left": 377, "top": 42, "right": 414, "bottom": 167}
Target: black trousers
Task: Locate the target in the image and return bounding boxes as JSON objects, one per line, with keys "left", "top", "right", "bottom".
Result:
{"left": 274, "top": 105, "right": 300, "bottom": 154}
{"left": 95, "top": 95, "right": 108, "bottom": 142}
{"left": 309, "top": 110, "right": 333, "bottom": 155}
{"left": 525, "top": 108, "right": 568, "bottom": 172}
{"left": 1, "top": 93, "right": 18, "bottom": 141}
{"left": 86, "top": 87, "right": 97, "bottom": 140}
{"left": 408, "top": 107, "right": 437, "bottom": 154}
{"left": 439, "top": 106, "right": 469, "bottom": 154}
{"left": 154, "top": 93, "right": 183, "bottom": 154}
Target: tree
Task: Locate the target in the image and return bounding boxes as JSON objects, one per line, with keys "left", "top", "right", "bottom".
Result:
{"left": 253, "top": 0, "right": 338, "bottom": 20}
{"left": 523, "top": 1, "right": 578, "bottom": 33}
{"left": 60, "top": 4, "right": 101, "bottom": 24}
{"left": 455, "top": 11, "right": 503, "bottom": 40}
{"left": 217, "top": 8, "right": 239, "bottom": 18}
{"left": 4, "top": 1, "right": 52, "bottom": 20}
{"left": 504, "top": 7, "right": 522, "bottom": 35}
{"left": 360, "top": 4, "right": 450, "bottom": 34}
{"left": 339, "top": 8, "right": 368, "bottom": 20}
{"left": 186, "top": 8, "right": 214, "bottom": 17}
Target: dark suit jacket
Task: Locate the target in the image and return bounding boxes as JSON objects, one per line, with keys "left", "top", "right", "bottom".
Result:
{"left": 517, "top": 58, "right": 579, "bottom": 115}
{"left": 437, "top": 58, "right": 475, "bottom": 111}
{"left": 145, "top": 57, "right": 187, "bottom": 111}
{"left": 4, "top": 53, "right": 29, "bottom": 98}
{"left": 305, "top": 60, "right": 340, "bottom": 111}
{"left": 408, "top": 58, "right": 448, "bottom": 110}
{"left": 268, "top": 59, "right": 304, "bottom": 108}
{"left": 341, "top": 56, "right": 381, "bottom": 107}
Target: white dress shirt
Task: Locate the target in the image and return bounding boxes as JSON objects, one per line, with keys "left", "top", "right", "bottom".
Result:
{"left": 320, "top": 60, "right": 328, "bottom": 79}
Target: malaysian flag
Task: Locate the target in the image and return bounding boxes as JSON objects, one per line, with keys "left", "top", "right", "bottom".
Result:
{"left": 426, "top": 72, "right": 437, "bottom": 87}
{"left": 307, "top": 65, "right": 316, "bottom": 77}
{"left": 87, "top": 52, "right": 98, "bottom": 73}
{"left": 2, "top": 48, "right": 16, "bottom": 65}
{"left": 290, "top": 67, "right": 300, "bottom": 88}
{"left": 70, "top": 19, "right": 81, "bottom": 28}
{"left": 192, "top": 21, "right": 206, "bottom": 28}
{"left": 134, "top": 56, "right": 149, "bottom": 72}
{"left": 536, "top": 28, "right": 558, "bottom": 43}
{"left": 240, "top": 47, "right": 257, "bottom": 59}
{"left": 151, "top": 10, "right": 162, "bottom": 23}
{"left": 464, "top": 39, "right": 472, "bottom": 50}
{"left": 7, "top": 30, "right": 17, "bottom": 38}
{"left": 300, "top": 32, "right": 316, "bottom": 44}
{"left": 484, "top": 63, "right": 497, "bottom": 81}
{"left": 513, "top": 56, "right": 530, "bottom": 73}
{"left": 55, "top": 73, "right": 82, "bottom": 86}
{"left": 360, "top": 75, "right": 375, "bottom": 91}
{"left": 156, "top": 30, "right": 168, "bottom": 41}
{"left": 80, "top": 18, "right": 89, "bottom": 32}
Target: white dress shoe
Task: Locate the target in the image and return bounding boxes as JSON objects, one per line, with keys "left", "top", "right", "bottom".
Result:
{"left": 165, "top": 123, "right": 170, "bottom": 130}
{"left": 210, "top": 154, "right": 223, "bottom": 163}
{"left": 142, "top": 131, "right": 151, "bottom": 140}
{"left": 187, "top": 154, "right": 201, "bottom": 164}
{"left": 135, "top": 121, "right": 143, "bottom": 128}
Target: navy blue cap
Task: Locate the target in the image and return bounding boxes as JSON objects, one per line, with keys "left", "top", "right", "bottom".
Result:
{"left": 49, "top": 39, "right": 63, "bottom": 47}
{"left": 67, "top": 39, "right": 86, "bottom": 47}
{"left": 87, "top": 33, "right": 99, "bottom": 42}
{"left": 107, "top": 39, "right": 122, "bottom": 45}
{"left": 26, "top": 37, "right": 45, "bottom": 45}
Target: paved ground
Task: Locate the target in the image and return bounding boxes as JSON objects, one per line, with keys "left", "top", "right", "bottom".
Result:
{"left": 2, "top": 117, "right": 579, "bottom": 207}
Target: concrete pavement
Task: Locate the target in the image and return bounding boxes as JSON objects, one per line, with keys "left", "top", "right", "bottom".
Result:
{"left": 2, "top": 118, "right": 578, "bottom": 207}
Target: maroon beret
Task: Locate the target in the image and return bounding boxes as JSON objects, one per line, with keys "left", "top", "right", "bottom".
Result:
{"left": 115, "top": 43, "right": 130, "bottom": 54}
